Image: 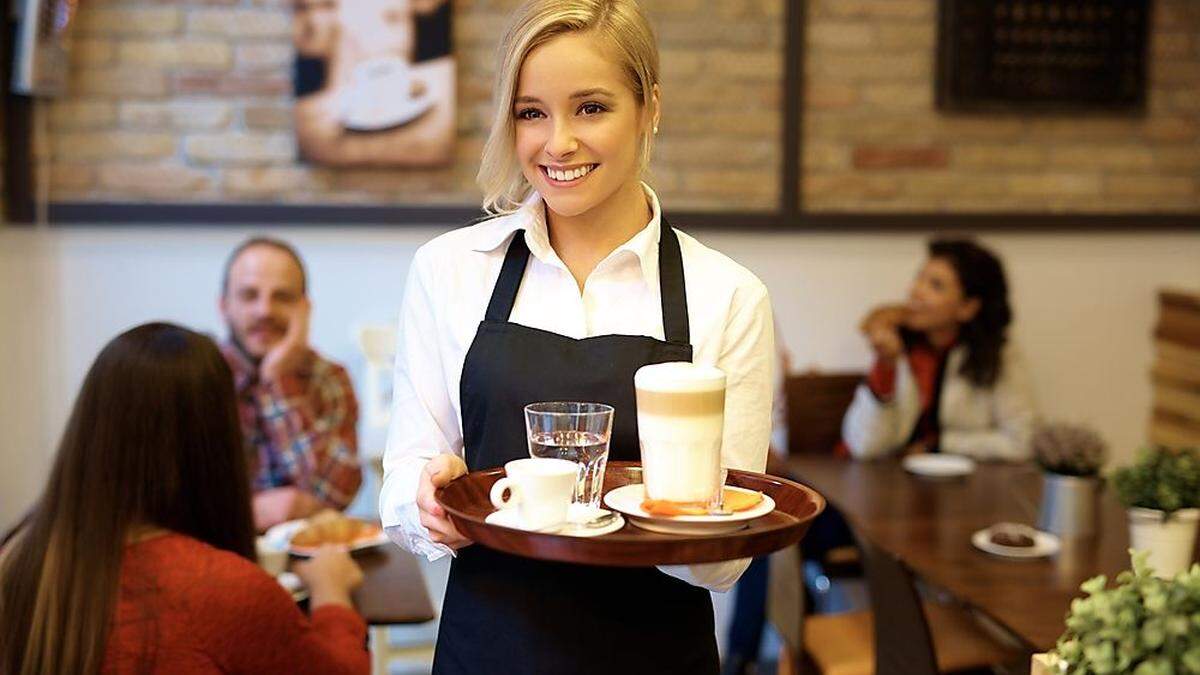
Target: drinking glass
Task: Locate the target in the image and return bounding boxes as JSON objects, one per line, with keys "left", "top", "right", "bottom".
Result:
{"left": 524, "top": 402, "right": 614, "bottom": 510}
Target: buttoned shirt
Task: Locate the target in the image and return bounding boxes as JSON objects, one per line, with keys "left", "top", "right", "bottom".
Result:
{"left": 222, "top": 342, "right": 362, "bottom": 509}
{"left": 379, "top": 185, "right": 775, "bottom": 591}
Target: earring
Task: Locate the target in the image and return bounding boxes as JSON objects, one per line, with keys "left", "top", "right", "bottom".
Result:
{"left": 653, "top": 126, "right": 659, "bottom": 135}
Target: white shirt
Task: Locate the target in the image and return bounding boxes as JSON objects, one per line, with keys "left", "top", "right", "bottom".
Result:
{"left": 379, "top": 185, "right": 775, "bottom": 592}
{"left": 841, "top": 343, "right": 1036, "bottom": 461}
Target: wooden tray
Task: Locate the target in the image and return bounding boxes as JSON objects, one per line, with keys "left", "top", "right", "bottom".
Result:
{"left": 435, "top": 461, "right": 825, "bottom": 566}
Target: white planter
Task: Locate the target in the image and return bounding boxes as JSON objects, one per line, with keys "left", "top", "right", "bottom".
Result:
{"left": 1127, "top": 507, "right": 1200, "bottom": 579}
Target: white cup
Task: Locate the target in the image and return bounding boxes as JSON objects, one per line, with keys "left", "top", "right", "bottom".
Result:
{"left": 256, "top": 536, "right": 288, "bottom": 577}
{"left": 634, "top": 362, "right": 726, "bottom": 505}
{"left": 489, "top": 458, "right": 578, "bottom": 530}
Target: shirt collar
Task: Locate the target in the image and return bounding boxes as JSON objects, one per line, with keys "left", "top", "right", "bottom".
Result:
{"left": 468, "top": 182, "right": 664, "bottom": 286}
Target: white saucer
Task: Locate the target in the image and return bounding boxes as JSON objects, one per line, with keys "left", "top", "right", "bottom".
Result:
{"left": 340, "top": 85, "right": 435, "bottom": 132}
{"left": 484, "top": 504, "right": 625, "bottom": 538}
{"left": 971, "top": 524, "right": 1060, "bottom": 559}
{"left": 603, "top": 484, "right": 775, "bottom": 535}
{"left": 902, "top": 454, "right": 976, "bottom": 478}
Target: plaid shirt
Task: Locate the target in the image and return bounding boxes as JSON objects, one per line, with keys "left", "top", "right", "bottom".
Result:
{"left": 222, "top": 341, "right": 362, "bottom": 510}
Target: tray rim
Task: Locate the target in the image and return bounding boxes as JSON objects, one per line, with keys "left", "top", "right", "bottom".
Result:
{"left": 435, "top": 461, "right": 826, "bottom": 566}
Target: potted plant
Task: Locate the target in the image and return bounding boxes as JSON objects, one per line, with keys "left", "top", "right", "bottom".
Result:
{"left": 1036, "top": 550, "right": 1200, "bottom": 674}
{"left": 1111, "top": 446, "right": 1200, "bottom": 579}
{"left": 1033, "top": 422, "right": 1107, "bottom": 537}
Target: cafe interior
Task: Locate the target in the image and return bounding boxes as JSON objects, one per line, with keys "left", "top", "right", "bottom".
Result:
{"left": 1, "top": 0, "right": 1198, "bottom": 673}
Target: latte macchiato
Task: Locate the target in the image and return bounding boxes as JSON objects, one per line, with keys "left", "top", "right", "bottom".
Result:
{"left": 634, "top": 362, "right": 726, "bottom": 505}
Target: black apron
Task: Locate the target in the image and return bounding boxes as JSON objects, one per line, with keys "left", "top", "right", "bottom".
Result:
{"left": 433, "top": 222, "right": 719, "bottom": 675}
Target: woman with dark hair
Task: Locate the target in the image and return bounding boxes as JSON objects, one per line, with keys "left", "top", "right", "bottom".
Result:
{"left": 842, "top": 238, "right": 1035, "bottom": 460}
{"left": 0, "top": 323, "right": 369, "bottom": 675}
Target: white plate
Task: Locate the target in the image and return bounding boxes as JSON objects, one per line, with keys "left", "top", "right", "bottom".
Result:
{"left": 902, "top": 454, "right": 976, "bottom": 478}
{"left": 340, "top": 84, "right": 435, "bottom": 132}
{"left": 263, "top": 518, "right": 389, "bottom": 557}
{"left": 603, "top": 484, "right": 775, "bottom": 535}
{"left": 484, "top": 504, "right": 625, "bottom": 538}
{"left": 971, "top": 524, "right": 1060, "bottom": 559}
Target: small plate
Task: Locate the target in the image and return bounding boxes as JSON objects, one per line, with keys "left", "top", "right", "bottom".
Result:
{"left": 972, "top": 524, "right": 1060, "bottom": 559}
{"left": 264, "top": 518, "right": 390, "bottom": 558}
{"left": 484, "top": 504, "right": 625, "bottom": 538}
{"left": 603, "top": 484, "right": 775, "bottom": 535}
{"left": 902, "top": 454, "right": 976, "bottom": 478}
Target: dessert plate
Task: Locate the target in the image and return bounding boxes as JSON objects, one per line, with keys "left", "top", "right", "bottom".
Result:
{"left": 971, "top": 523, "right": 1060, "bottom": 559}
{"left": 604, "top": 484, "right": 775, "bottom": 535}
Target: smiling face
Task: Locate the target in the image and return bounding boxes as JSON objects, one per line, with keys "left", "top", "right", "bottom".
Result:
{"left": 905, "top": 257, "right": 980, "bottom": 332}
{"left": 512, "top": 31, "right": 657, "bottom": 220}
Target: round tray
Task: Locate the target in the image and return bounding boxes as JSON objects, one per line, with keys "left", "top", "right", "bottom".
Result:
{"left": 435, "top": 461, "right": 826, "bottom": 566}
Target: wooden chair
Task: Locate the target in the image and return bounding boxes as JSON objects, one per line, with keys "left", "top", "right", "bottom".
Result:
{"left": 784, "top": 371, "right": 864, "bottom": 576}
{"left": 770, "top": 531, "right": 1023, "bottom": 675}
{"left": 784, "top": 371, "right": 862, "bottom": 456}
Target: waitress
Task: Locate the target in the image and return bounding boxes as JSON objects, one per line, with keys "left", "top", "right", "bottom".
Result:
{"left": 379, "top": 0, "right": 774, "bottom": 672}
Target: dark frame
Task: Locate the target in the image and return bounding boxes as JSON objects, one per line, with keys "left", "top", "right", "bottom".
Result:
{"left": 7, "top": 0, "right": 1200, "bottom": 228}
{"left": 935, "top": 0, "right": 1151, "bottom": 113}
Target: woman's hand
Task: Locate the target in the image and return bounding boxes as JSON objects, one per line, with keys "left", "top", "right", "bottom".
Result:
{"left": 416, "top": 454, "right": 472, "bottom": 549}
{"left": 293, "top": 546, "right": 364, "bottom": 610}
{"left": 860, "top": 304, "right": 907, "bottom": 362}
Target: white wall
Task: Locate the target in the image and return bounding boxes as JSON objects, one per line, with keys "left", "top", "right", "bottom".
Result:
{"left": 2, "top": 224, "right": 1198, "bottom": 528}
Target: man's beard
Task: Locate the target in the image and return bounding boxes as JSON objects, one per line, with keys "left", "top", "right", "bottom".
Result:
{"left": 227, "top": 326, "right": 264, "bottom": 365}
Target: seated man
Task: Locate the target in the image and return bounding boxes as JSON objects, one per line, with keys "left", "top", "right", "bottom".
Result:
{"left": 219, "top": 237, "right": 362, "bottom": 531}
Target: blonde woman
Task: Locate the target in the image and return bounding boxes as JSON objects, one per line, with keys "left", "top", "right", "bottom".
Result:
{"left": 379, "top": 1, "right": 774, "bottom": 672}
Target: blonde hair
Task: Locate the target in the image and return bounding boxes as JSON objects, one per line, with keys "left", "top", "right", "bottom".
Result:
{"left": 477, "top": 0, "right": 661, "bottom": 215}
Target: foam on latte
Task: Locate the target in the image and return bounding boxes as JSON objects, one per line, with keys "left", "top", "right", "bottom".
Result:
{"left": 634, "top": 362, "right": 726, "bottom": 503}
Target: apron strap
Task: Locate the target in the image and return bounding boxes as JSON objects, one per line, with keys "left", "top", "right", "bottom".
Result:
{"left": 484, "top": 231, "right": 532, "bottom": 322}
{"left": 658, "top": 220, "right": 691, "bottom": 345}
{"left": 483, "top": 222, "right": 691, "bottom": 347}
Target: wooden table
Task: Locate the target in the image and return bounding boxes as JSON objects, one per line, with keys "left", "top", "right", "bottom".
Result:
{"left": 348, "top": 545, "right": 435, "bottom": 625}
{"left": 786, "top": 456, "right": 1133, "bottom": 652}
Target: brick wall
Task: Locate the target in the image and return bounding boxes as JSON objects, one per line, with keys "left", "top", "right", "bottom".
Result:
{"left": 803, "top": 0, "right": 1200, "bottom": 213}
{"left": 22, "top": 0, "right": 1200, "bottom": 215}
{"left": 41, "top": 0, "right": 782, "bottom": 211}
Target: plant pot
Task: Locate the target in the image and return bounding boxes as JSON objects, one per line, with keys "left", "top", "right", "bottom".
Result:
{"left": 1037, "top": 472, "right": 1101, "bottom": 537}
{"left": 1127, "top": 507, "right": 1200, "bottom": 579}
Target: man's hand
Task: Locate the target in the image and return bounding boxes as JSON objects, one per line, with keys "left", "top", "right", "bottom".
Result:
{"left": 416, "top": 455, "right": 472, "bottom": 549}
{"left": 261, "top": 298, "right": 311, "bottom": 385}
{"left": 253, "top": 486, "right": 323, "bottom": 532}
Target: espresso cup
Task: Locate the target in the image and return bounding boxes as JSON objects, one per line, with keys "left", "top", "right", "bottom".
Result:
{"left": 634, "top": 362, "right": 726, "bottom": 505}
{"left": 489, "top": 457, "right": 578, "bottom": 530}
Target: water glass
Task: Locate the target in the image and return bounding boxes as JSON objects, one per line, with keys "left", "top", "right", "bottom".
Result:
{"left": 524, "top": 402, "right": 614, "bottom": 510}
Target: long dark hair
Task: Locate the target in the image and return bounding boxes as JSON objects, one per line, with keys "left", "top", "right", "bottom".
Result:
{"left": 0, "top": 322, "right": 255, "bottom": 675}
{"left": 927, "top": 238, "right": 1011, "bottom": 388}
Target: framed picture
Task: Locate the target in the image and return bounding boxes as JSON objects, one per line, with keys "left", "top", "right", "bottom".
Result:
{"left": 936, "top": 0, "right": 1149, "bottom": 111}
{"left": 292, "top": 0, "right": 455, "bottom": 167}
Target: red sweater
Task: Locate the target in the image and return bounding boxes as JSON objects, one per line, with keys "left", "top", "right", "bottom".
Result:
{"left": 102, "top": 533, "right": 369, "bottom": 674}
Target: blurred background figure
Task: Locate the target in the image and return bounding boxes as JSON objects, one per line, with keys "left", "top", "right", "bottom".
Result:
{"left": 0, "top": 323, "right": 368, "bottom": 675}
{"left": 842, "top": 237, "right": 1035, "bottom": 461}
{"left": 220, "top": 237, "right": 362, "bottom": 532}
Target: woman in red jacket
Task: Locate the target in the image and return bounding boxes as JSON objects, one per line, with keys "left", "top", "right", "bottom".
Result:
{"left": 0, "top": 323, "right": 369, "bottom": 675}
